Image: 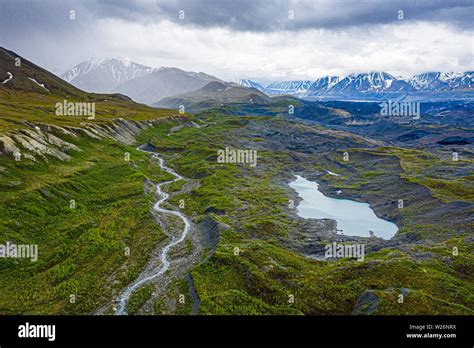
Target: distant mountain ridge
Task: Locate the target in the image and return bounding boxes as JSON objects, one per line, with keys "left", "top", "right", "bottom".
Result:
{"left": 328, "top": 72, "right": 415, "bottom": 94}
{"left": 115, "top": 67, "right": 222, "bottom": 105}
{"left": 62, "top": 58, "right": 223, "bottom": 105}
{"left": 62, "top": 57, "right": 473, "bottom": 105}
{"left": 265, "top": 80, "right": 314, "bottom": 95}
{"left": 304, "top": 76, "right": 341, "bottom": 96}
{"left": 238, "top": 71, "right": 474, "bottom": 99}
{"left": 154, "top": 81, "right": 271, "bottom": 112}
{"left": 62, "top": 58, "right": 156, "bottom": 93}
{"left": 407, "top": 72, "right": 474, "bottom": 91}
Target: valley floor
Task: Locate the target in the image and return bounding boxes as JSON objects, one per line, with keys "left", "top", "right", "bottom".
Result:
{"left": 0, "top": 113, "right": 472, "bottom": 315}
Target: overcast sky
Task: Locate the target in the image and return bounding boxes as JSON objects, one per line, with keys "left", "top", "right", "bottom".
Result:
{"left": 0, "top": 0, "right": 473, "bottom": 81}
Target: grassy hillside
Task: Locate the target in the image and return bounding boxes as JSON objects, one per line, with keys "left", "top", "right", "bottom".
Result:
{"left": 0, "top": 87, "right": 177, "bottom": 133}
{"left": 155, "top": 81, "right": 272, "bottom": 112}
{"left": 0, "top": 132, "right": 176, "bottom": 313}
{"left": 0, "top": 48, "right": 182, "bottom": 314}
{"left": 0, "top": 47, "right": 178, "bottom": 134}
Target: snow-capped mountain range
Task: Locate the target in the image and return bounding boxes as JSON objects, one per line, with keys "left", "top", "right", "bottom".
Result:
{"left": 238, "top": 71, "right": 474, "bottom": 98}
{"left": 62, "top": 57, "right": 473, "bottom": 104}
{"left": 329, "top": 72, "right": 415, "bottom": 94}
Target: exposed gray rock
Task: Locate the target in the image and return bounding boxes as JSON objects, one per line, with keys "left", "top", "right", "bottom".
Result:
{"left": 464, "top": 236, "right": 474, "bottom": 243}
{"left": 352, "top": 290, "right": 379, "bottom": 315}
{"left": 184, "top": 273, "right": 201, "bottom": 315}
{"left": 401, "top": 287, "right": 411, "bottom": 296}
{"left": 197, "top": 216, "right": 220, "bottom": 264}
{"left": 0, "top": 116, "right": 183, "bottom": 162}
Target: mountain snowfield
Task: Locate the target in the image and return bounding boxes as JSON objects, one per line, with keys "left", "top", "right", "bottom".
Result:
{"left": 265, "top": 80, "right": 314, "bottom": 95}
{"left": 238, "top": 71, "right": 474, "bottom": 98}
{"left": 304, "top": 76, "right": 340, "bottom": 96}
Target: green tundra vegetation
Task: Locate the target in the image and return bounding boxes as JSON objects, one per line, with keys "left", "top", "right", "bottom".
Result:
{"left": 0, "top": 103, "right": 472, "bottom": 315}
{"left": 0, "top": 87, "right": 177, "bottom": 133}
{"left": 126, "top": 283, "right": 154, "bottom": 315}
{"left": 134, "top": 115, "right": 473, "bottom": 315}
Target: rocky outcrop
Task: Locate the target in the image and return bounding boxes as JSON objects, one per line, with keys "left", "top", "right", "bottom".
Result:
{"left": 197, "top": 216, "right": 221, "bottom": 265}
{"left": 352, "top": 290, "right": 380, "bottom": 315}
{"left": 0, "top": 116, "right": 184, "bottom": 162}
{"left": 352, "top": 288, "right": 412, "bottom": 315}
{"left": 184, "top": 273, "right": 201, "bottom": 315}
{"left": 0, "top": 134, "right": 21, "bottom": 156}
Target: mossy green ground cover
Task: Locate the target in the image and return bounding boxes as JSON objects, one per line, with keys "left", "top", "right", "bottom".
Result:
{"left": 137, "top": 115, "right": 473, "bottom": 315}
{"left": 357, "top": 147, "right": 474, "bottom": 203}
{"left": 0, "top": 88, "right": 177, "bottom": 133}
{"left": 0, "top": 110, "right": 472, "bottom": 314}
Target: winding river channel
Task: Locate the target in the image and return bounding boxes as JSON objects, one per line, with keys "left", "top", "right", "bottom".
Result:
{"left": 115, "top": 146, "right": 191, "bottom": 315}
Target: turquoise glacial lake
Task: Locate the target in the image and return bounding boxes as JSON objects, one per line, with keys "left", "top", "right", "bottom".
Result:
{"left": 289, "top": 175, "right": 398, "bottom": 239}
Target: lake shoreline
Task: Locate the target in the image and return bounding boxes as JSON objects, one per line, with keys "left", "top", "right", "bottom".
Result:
{"left": 289, "top": 175, "right": 398, "bottom": 240}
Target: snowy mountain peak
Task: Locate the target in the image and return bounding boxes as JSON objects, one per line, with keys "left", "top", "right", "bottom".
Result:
{"left": 344, "top": 72, "right": 396, "bottom": 90}
{"left": 305, "top": 76, "right": 341, "bottom": 96}
{"left": 61, "top": 58, "right": 156, "bottom": 93}
{"left": 237, "top": 79, "right": 265, "bottom": 90}
{"left": 328, "top": 71, "right": 414, "bottom": 94}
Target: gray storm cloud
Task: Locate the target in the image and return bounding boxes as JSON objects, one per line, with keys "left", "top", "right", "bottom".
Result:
{"left": 0, "top": 0, "right": 472, "bottom": 79}
{"left": 2, "top": 0, "right": 472, "bottom": 32}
